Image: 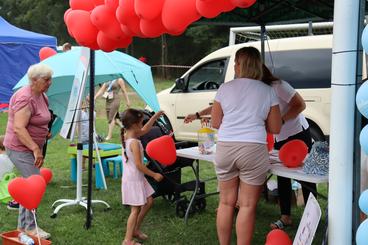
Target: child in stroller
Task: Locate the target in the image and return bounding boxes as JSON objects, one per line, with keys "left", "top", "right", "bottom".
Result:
{"left": 140, "top": 111, "right": 207, "bottom": 218}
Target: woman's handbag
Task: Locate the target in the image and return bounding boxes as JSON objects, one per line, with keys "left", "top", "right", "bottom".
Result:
{"left": 303, "top": 141, "right": 329, "bottom": 176}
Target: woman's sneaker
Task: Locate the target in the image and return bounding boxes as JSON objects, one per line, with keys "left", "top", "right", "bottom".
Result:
{"left": 7, "top": 200, "right": 19, "bottom": 210}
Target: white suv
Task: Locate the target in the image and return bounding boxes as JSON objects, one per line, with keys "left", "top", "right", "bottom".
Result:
{"left": 156, "top": 34, "right": 346, "bottom": 142}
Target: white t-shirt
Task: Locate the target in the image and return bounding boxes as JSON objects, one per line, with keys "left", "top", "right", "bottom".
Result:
{"left": 214, "top": 78, "right": 279, "bottom": 143}
{"left": 272, "top": 80, "right": 309, "bottom": 142}
{"left": 0, "top": 153, "right": 14, "bottom": 180}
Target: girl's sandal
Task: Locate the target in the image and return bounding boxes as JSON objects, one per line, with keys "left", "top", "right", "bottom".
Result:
{"left": 133, "top": 232, "right": 148, "bottom": 241}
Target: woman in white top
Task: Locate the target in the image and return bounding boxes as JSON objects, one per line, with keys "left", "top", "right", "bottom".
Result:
{"left": 211, "top": 47, "right": 282, "bottom": 245}
{"left": 262, "top": 65, "right": 316, "bottom": 230}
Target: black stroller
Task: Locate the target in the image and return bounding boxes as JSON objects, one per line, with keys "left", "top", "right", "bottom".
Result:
{"left": 140, "top": 112, "right": 207, "bottom": 218}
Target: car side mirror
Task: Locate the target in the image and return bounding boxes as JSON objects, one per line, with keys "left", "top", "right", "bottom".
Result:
{"left": 175, "top": 78, "right": 186, "bottom": 91}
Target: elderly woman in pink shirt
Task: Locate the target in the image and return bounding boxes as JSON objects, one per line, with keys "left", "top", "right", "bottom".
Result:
{"left": 3, "top": 63, "right": 53, "bottom": 240}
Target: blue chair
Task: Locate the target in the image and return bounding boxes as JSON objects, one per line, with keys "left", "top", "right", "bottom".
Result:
{"left": 102, "top": 155, "right": 123, "bottom": 179}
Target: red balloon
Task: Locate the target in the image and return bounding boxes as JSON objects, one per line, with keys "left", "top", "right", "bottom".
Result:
{"left": 231, "top": 0, "right": 256, "bottom": 8}
{"left": 140, "top": 17, "right": 166, "bottom": 38}
{"left": 265, "top": 229, "right": 292, "bottom": 245}
{"left": 40, "top": 168, "right": 53, "bottom": 184}
{"left": 117, "top": 0, "right": 144, "bottom": 37}
{"left": 67, "top": 10, "right": 99, "bottom": 49}
{"left": 135, "top": 0, "right": 165, "bottom": 21}
{"left": 105, "top": 0, "right": 119, "bottom": 11}
{"left": 146, "top": 135, "right": 177, "bottom": 166}
{"left": 64, "top": 8, "right": 73, "bottom": 24}
{"left": 8, "top": 175, "right": 46, "bottom": 210}
{"left": 162, "top": 0, "right": 201, "bottom": 33}
{"left": 92, "top": 0, "right": 105, "bottom": 6}
{"left": 39, "top": 47, "right": 57, "bottom": 61}
{"left": 69, "top": 0, "right": 95, "bottom": 11}
{"left": 91, "top": 5, "right": 116, "bottom": 32}
{"left": 97, "top": 31, "right": 132, "bottom": 52}
{"left": 196, "top": 0, "right": 226, "bottom": 18}
{"left": 267, "top": 133, "right": 274, "bottom": 152}
{"left": 279, "top": 139, "right": 308, "bottom": 168}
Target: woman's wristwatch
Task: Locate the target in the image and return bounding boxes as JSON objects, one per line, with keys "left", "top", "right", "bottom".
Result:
{"left": 196, "top": 112, "right": 200, "bottom": 119}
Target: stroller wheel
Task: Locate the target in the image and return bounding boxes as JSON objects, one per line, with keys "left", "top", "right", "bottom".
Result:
{"left": 176, "top": 199, "right": 188, "bottom": 218}
{"left": 194, "top": 198, "right": 207, "bottom": 211}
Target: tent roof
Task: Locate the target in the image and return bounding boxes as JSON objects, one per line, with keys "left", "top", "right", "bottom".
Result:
{"left": 0, "top": 16, "right": 56, "bottom": 46}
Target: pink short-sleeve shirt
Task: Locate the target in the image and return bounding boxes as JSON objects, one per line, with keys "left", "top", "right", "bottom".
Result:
{"left": 4, "top": 86, "right": 51, "bottom": 152}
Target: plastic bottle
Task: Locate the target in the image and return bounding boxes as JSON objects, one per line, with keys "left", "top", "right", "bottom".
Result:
{"left": 18, "top": 232, "right": 35, "bottom": 245}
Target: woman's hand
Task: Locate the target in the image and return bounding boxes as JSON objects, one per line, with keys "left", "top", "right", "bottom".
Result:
{"left": 153, "top": 110, "right": 164, "bottom": 119}
{"left": 33, "top": 147, "right": 44, "bottom": 168}
{"left": 184, "top": 114, "right": 197, "bottom": 123}
{"left": 153, "top": 173, "right": 164, "bottom": 182}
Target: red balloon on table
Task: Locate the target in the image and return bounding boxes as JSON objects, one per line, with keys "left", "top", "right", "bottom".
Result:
{"left": 39, "top": 47, "right": 57, "bottom": 61}
{"left": 146, "top": 135, "right": 177, "bottom": 166}
{"left": 40, "top": 168, "right": 53, "bottom": 184}
{"left": 279, "top": 139, "right": 308, "bottom": 168}
{"left": 8, "top": 175, "right": 46, "bottom": 210}
{"left": 265, "top": 229, "right": 292, "bottom": 245}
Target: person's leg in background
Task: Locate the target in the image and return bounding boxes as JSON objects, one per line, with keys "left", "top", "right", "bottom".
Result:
{"left": 217, "top": 177, "right": 239, "bottom": 245}
{"left": 300, "top": 181, "right": 317, "bottom": 202}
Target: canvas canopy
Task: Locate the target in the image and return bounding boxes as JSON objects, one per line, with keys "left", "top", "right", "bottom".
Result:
{"left": 0, "top": 16, "right": 57, "bottom": 104}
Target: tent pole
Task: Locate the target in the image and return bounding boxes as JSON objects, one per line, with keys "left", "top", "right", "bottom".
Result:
{"left": 85, "top": 49, "right": 95, "bottom": 229}
{"left": 329, "top": 0, "right": 361, "bottom": 244}
{"left": 260, "top": 23, "right": 266, "bottom": 62}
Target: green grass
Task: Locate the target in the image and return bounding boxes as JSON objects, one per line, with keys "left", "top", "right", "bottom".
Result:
{"left": 0, "top": 79, "right": 327, "bottom": 244}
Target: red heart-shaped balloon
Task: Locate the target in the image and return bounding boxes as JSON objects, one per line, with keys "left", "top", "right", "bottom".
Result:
{"left": 279, "top": 139, "right": 308, "bottom": 168}
{"left": 146, "top": 135, "right": 177, "bottom": 166}
{"left": 40, "top": 168, "right": 53, "bottom": 184}
{"left": 265, "top": 229, "right": 292, "bottom": 245}
{"left": 8, "top": 175, "right": 46, "bottom": 210}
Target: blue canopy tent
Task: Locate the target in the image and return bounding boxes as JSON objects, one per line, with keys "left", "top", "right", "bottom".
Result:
{"left": 0, "top": 16, "right": 57, "bottom": 104}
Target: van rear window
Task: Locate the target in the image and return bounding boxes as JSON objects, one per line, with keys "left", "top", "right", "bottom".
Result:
{"left": 265, "top": 49, "right": 332, "bottom": 89}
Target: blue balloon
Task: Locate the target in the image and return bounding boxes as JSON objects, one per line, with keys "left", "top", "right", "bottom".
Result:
{"left": 359, "top": 190, "right": 368, "bottom": 215}
{"left": 356, "top": 219, "right": 368, "bottom": 245}
{"left": 362, "top": 25, "right": 368, "bottom": 52}
{"left": 359, "top": 125, "right": 368, "bottom": 155}
{"left": 356, "top": 81, "right": 368, "bottom": 119}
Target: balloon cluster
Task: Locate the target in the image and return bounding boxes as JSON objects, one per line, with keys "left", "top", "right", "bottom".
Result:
{"left": 356, "top": 26, "right": 368, "bottom": 244}
{"left": 64, "top": 0, "right": 256, "bottom": 52}
{"left": 265, "top": 229, "right": 292, "bottom": 245}
{"left": 279, "top": 139, "right": 308, "bottom": 168}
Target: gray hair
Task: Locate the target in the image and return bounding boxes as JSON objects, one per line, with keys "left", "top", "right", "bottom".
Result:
{"left": 27, "top": 63, "right": 53, "bottom": 83}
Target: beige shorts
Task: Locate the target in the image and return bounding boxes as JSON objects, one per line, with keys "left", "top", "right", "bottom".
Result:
{"left": 214, "top": 141, "right": 270, "bottom": 186}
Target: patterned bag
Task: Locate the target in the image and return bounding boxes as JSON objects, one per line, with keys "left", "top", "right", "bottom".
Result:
{"left": 303, "top": 141, "right": 329, "bottom": 176}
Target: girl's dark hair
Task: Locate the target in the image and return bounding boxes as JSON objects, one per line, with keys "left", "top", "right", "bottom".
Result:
{"left": 261, "top": 64, "right": 280, "bottom": 85}
{"left": 0, "top": 135, "right": 5, "bottom": 151}
{"left": 119, "top": 108, "right": 144, "bottom": 161}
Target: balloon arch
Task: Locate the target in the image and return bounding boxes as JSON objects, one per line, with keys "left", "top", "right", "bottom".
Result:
{"left": 64, "top": 0, "right": 256, "bottom": 52}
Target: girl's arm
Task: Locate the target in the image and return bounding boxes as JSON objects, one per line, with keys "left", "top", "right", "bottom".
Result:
{"left": 117, "top": 78, "right": 131, "bottom": 108}
{"left": 130, "top": 140, "right": 163, "bottom": 182}
{"left": 138, "top": 110, "right": 164, "bottom": 137}
{"left": 13, "top": 106, "right": 44, "bottom": 167}
{"left": 282, "top": 92, "right": 306, "bottom": 122}
{"left": 94, "top": 83, "right": 107, "bottom": 100}
{"left": 211, "top": 101, "right": 223, "bottom": 129}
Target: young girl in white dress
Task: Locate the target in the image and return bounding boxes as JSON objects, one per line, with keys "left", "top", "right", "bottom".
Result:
{"left": 120, "top": 108, "right": 164, "bottom": 245}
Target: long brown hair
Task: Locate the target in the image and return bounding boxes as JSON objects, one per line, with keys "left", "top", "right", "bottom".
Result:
{"left": 120, "top": 108, "right": 144, "bottom": 161}
{"left": 261, "top": 64, "right": 280, "bottom": 85}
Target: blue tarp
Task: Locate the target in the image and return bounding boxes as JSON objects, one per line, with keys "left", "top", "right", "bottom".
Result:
{"left": 0, "top": 16, "right": 57, "bottom": 104}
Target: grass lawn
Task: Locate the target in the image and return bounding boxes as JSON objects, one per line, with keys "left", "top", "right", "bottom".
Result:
{"left": 0, "top": 79, "right": 327, "bottom": 244}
